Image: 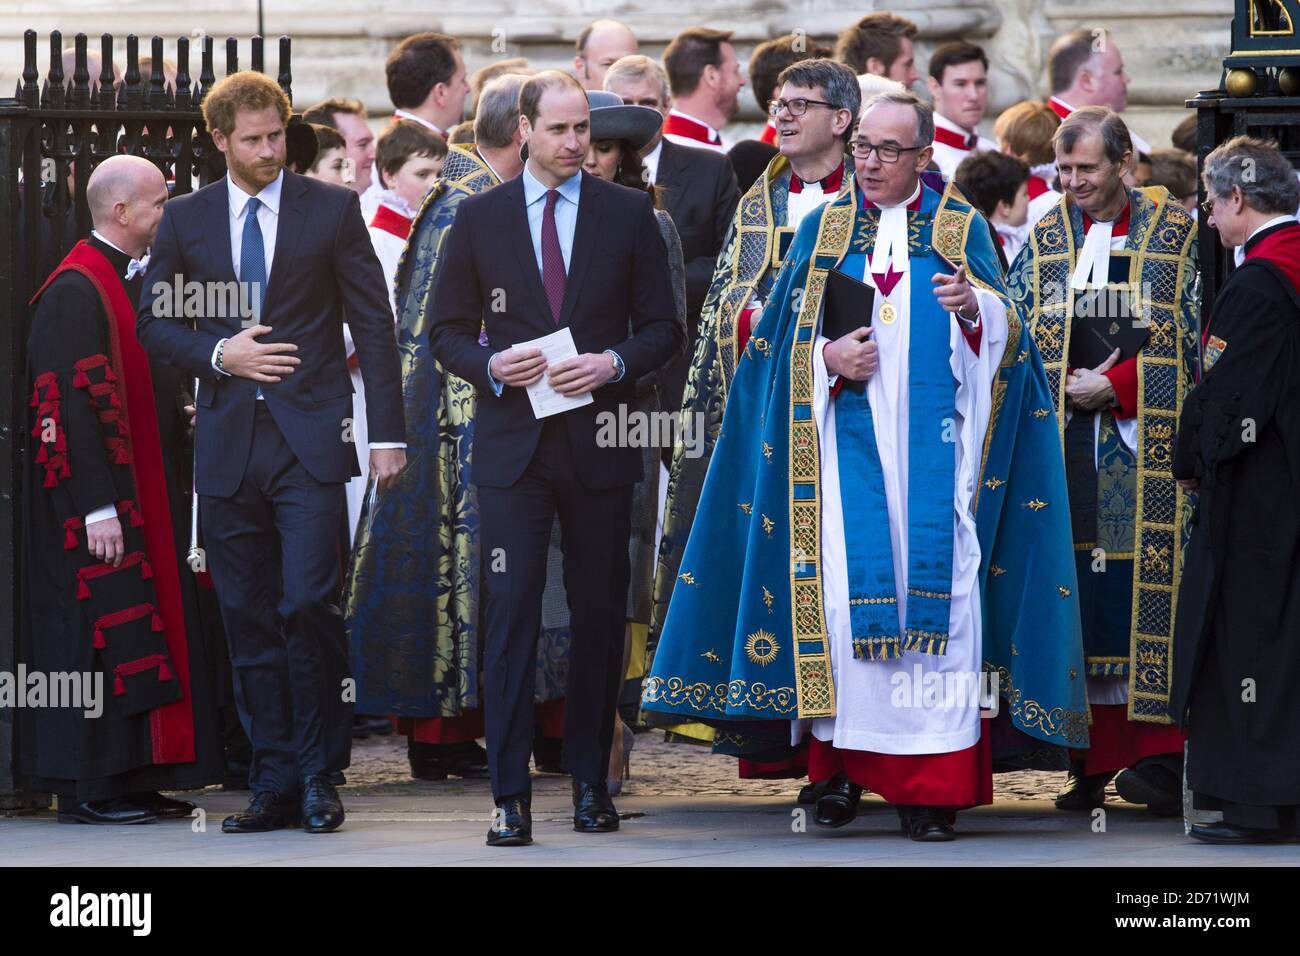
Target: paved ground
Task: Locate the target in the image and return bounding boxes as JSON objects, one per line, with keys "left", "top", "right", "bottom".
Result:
{"left": 2, "top": 733, "right": 1294, "bottom": 865}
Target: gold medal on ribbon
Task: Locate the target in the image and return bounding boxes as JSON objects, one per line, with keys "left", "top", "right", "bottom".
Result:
{"left": 879, "top": 300, "right": 897, "bottom": 325}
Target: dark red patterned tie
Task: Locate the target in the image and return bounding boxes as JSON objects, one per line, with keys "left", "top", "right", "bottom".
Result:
{"left": 541, "top": 189, "right": 566, "bottom": 323}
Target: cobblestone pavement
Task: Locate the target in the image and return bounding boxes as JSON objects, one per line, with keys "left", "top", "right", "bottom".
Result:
{"left": 343, "top": 729, "right": 1087, "bottom": 802}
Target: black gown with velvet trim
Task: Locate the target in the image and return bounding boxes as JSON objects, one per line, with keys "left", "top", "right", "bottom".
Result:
{"left": 17, "top": 235, "right": 224, "bottom": 802}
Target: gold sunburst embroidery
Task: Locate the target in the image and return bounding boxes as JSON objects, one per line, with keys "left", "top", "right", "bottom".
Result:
{"left": 745, "top": 629, "right": 780, "bottom": 667}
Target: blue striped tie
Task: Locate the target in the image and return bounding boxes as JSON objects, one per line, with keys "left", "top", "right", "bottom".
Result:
{"left": 240, "top": 197, "right": 266, "bottom": 397}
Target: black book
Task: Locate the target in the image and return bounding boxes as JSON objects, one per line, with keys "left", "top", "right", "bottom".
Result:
{"left": 822, "top": 268, "right": 876, "bottom": 395}
{"left": 823, "top": 266, "right": 875, "bottom": 341}
{"left": 1068, "top": 251, "right": 1150, "bottom": 370}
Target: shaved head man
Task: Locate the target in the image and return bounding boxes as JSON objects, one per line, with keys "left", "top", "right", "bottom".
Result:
{"left": 574, "top": 19, "right": 639, "bottom": 91}
{"left": 86, "top": 154, "right": 169, "bottom": 258}
{"left": 24, "top": 150, "right": 229, "bottom": 823}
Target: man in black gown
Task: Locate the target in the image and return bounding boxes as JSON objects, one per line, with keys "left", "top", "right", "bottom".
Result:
{"left": 1172, "top": 135, "right": 1300, "bottom": 844}
{"left": 19, "top": 155, "right": 224, "bottom": 824}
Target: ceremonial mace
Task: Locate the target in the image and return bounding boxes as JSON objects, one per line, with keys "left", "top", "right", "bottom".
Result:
{"left": 187, "top": 375, "right": 203, "bottom": 573}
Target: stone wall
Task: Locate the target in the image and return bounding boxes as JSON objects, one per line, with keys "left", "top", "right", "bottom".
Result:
{"left": 0, "top": 0, "right": 1233, "bottom": 150}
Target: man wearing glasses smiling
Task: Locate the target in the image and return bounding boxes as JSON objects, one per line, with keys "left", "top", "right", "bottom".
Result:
{"left": 645, "top": 89, "right": 1089, "bottom": 843}
{"left": 1008, "top": 106, "right": 1198, "bottom": 821}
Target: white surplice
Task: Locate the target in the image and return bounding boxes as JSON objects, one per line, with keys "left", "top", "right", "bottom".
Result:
{"left": 798, "top": 260, "right": 1009, "bottom": 754}
{"left": 342, "top": 208, "right": 407, "bottom": 541}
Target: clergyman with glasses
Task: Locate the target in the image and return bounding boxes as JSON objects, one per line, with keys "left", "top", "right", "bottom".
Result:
{"left": 644, "top": 90, "right": 1089, "bottom": 842}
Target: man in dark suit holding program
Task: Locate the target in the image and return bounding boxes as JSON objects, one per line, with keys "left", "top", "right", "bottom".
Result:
{"left": 430, "top": 70, "right": 682, "bottom": 847}
{"left": 137, "top": 71, "right": 406, "bottom": 834}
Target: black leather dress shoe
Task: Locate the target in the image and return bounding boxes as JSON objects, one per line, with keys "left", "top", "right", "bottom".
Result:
{"left": 814, "top": 773, "right": 863, "bottom": 828}
{"left": 130, "top": 791, "right": 197, "bottom": 819}
{"left": 221, "top": 791, "right": 300, "bottom": 833}
{"left": 409, "top": 740, "right": 491, "bottom": 780}
{"left": 1189, "top": 821, "right": 1289, "bottom": 845}
{"left": 899, "top": 806, "right": 957, "bottom": 842}
{"left": 572, "top": 779, "right": 619, "bottom": 832}
{"left": 1054, "top": 768, "right": 1114, "bottom": 811}
{"left": 58, "top": 797, "right": 158, "bottom": 825}
{"left": 301, "top": 774, "right": 345, "bottom": 833}
{"left": 1115, "top": 756, "right": 1182, "bottom": 816}
{"left": 797, "top": 781, "right": 828, "bottom": 805}
{"left": 487, "top": 797, "right": 533, "bottom": 846}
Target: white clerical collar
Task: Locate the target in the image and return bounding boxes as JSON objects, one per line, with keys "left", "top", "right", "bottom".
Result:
{"left": 91, "top": 229, "right": 133, "bottom": 259}
{"left": 227, "top": 169, "right": 284, "bottom": 219}
{"left": 934, "top": 111, "right": 975, "bottom": 138}
{"left": 92, "top": 229, "right": 149, "bottom": 278}
{"left": 1234, "top": 214, "right": 1299, "bottom": 265}
{"left": 871, "top": 181, "right": 921, "bottom": 275}
{"left": 394, "top": 109, "right": 444, "bottom": 137}
{"left": 1248, "top": 214, "right": 1298, "bottom": 244}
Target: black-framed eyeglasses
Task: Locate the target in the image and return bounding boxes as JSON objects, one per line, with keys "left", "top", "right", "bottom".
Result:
{"left": 769, "top": 97, "right": 841, "bottom": 117}
{"left": 849, "top": 139, "right": 926, "bottom": 163}
{"left": 1200, "top": 197, "right": 1215, "bottom": 219}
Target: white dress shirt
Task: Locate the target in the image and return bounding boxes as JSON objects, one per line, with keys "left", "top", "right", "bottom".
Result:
{"left": 213, "top": 170, "right": 403, "bottom": 447}
{"left": 486, "top": 163, "right": 624, "bottom": 394}
{"left": 521, "top": 160, "right": 580, "bottom": 272}
{"left": 641, "top": 139, "right": 664, "bottom": 184}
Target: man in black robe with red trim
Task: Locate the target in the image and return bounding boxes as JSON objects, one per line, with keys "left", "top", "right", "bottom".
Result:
{"left": 1172, "top": 135, "right": 1300, "bottom": 844}
{"left": 18, "top": 155, "right": 224, "bottom": 824}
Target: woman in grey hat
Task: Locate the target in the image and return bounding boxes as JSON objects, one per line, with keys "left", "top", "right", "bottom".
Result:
{"left": 581, "top": 90, "right": 688, "bottom": 794}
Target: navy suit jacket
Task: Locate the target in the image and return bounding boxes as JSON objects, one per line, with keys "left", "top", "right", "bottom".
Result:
{"left": 136, "top": 169, "right": 405, "bottom": 498}
{"left": 429, "top": 171, "right": 682, "bottom": 490}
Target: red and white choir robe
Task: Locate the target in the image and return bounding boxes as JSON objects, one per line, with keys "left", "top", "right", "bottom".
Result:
{"left": 662, "top": 108, "right": 728, "bottom": 154}
{"left": 344, "top": 194, "right": 412, "bottom": 541}
{"left": 930, "top": 112, "right": 998, "bottom": 182}
{"left": 795, "top": 182, "right": 1005, "bottom": 807}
